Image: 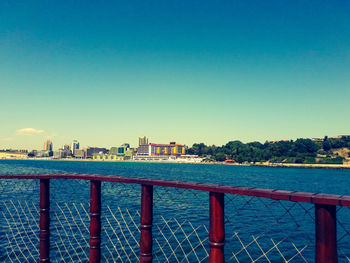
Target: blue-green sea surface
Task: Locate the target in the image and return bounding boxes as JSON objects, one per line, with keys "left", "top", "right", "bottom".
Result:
{"left": 1, "top": 160, "right": 350, "bottom": 262}
{"left": 0, "top": 159, "right": 350, "bottom": 194}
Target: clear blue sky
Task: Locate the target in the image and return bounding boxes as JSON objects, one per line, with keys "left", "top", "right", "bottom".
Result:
{"left": 1, "top": 0, "right": 349, "bottom": 150}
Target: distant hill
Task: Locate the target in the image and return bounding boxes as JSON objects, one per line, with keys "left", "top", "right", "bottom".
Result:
{"left": 187, "top": 136, "right": 350, "bottom": 164}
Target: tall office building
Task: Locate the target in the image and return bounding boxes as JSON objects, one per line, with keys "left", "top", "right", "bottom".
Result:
{"left": 43, "top": 140, "right": 53, "bottom": 151}
{"left": 63, "top": 144, "right": 71, "bottom": 152}
{"left": 139, "top": 136, "right": 148, "bottom": 146}
{"left": 63, "top": 144, "right": 72, "bottom": 157}
{"left": 72, "top": 140, "right": 80, "bottom": 156}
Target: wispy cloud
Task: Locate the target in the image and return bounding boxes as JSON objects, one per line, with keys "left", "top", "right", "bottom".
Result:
{"left": 2, "top": 137, "right": 14, "bottom": 142}
{"left": 16, "top": 128, "right": 45, "bottom": 136}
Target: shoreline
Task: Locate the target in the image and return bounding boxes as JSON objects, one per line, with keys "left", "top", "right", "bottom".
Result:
{"left": 250, "top": 162, "right": 350, "bottom": 170}
{"left": 1, "top": 158, "right": 350, "bottom": 170}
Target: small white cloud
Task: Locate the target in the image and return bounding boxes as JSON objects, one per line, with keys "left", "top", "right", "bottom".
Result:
{"left": 16, "top": 128, "right": 45, "bottom": 136}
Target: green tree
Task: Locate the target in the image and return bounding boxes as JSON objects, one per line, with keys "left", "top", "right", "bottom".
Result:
{"left": 236, "top": 154, "right": 244, "bottom": 163}
{"left": 323, "top": 140, "right": 331, "bottom": 151}
{"left": 214, "top": 153, "right": 226, "bottom": 162}
{"left": 294, "top": 139, "right": 319, "bottom": 153}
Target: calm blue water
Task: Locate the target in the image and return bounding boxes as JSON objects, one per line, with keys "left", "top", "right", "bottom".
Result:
{"left": 1, "top": 159, "right": 350, "bottom": 194}
{"left": 1, "top": 160, "right": 350, "bottom": 262}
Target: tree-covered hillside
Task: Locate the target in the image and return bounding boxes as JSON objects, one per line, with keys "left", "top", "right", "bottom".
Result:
{"left": 187, "top": 136, "right": 350, "bottom": 164}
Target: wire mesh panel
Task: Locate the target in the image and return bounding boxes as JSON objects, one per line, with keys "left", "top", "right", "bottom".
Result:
{"left": 1, "top": 175, "right": 350, "bottom": 263}
{"left": 337, "top": 206, "right": 350, "bottom": 262}
{"left": 225, "top": 195, "right": 315, "bottom": 262}
{"left": 50, "top": 178, "right": 90, "bottom": 262}
{"left": 101, "top": 181, "right": 141, "bottom": 263}
{"left": 153, "top": 186, "right": 209, "bottom": 263}
{"left": 0, "top": 179, "right": 39, "bottom": 263}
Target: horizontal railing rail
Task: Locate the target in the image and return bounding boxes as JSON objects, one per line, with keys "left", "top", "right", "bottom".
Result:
{"left": 1, "top": 173, "right": 350, "bottom": 262}
{"left": 1, "top": 173, "right": 350, "bottom": 206}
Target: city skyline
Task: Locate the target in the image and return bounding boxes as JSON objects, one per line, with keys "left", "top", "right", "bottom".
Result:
{"left": 1, "top": 1, "right": 350, "bottom": 149}
{"left": 2, "top": 133, "right": 349, "bottom": 152}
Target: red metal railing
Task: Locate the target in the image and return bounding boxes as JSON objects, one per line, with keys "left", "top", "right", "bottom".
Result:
{"left": 1, "top": 173, "right": 350, "bottom": 262}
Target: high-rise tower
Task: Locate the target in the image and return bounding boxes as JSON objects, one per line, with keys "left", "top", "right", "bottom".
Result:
{"left": 72, "top": 140, "right": 80, "bottom": 156}
{"left": 43, "top": 140, "right": 53, "bottom": 151}
{"left": 139, "top": 136, "right": 149, "bottom": 146}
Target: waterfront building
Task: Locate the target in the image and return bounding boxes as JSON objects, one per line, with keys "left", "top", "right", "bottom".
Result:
{"left": 133, "top": 155, "right": 175, "bottom": 161}
{"left": 36, "top": 150, "right": 51, "bottom": 158}
{"left": 139, "top": 136, "right": 148, "bottom": 146}
{"left": 43, "top": 140, "right": 53, "bottom": 151}
{"left": 53, "top": 149, "right": 65, "bottom": 159}
{"left": 74, "top": 149, "right": 86, "bottom": 159}
{"left": 28, "top": 150, "right": 38, "bottom": 157}
{"left": 0, "top": 151, "right": 28, "bottom": 159}
{"left": 94, "top": 153, "right": 131, "bottom": 161}
{"left": 72, "top": 140, "right": 80, "bottom": 156}
{"left": 86, "top": 147, "right": 108, "bottom": 159}
{"left": 62, "top": 144, "right": 72, "bottom": 157}
{"left": 137, "top": 142, "right": 186, "bottom": 156}
{"left": 174, "top": 154, "right": 203, "bottom": 163}
{"left": 137, "top": 144, "right": 152, "bottom": 156}
{"left": 94, "top": 144, "right": 135, "bottom": 161}
{"left": 133, "top": 154, "right": 203, "bottom": 162}
{"left": 109, "top": 144, "right": 132, "bottom": 155}
{"left": 108, "top": 147, "right": 119, "bottom": 155}
{"left": 0, "top": 149, "right": 28, "bottom": 153}
{"left": 52, "top": 145, "right": 72, "bottom": 159}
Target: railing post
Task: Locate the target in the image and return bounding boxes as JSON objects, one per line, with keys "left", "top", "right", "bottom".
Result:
{"left": 89, "top": 180, "right": 101, "bottom": 263}
{"left": 315, "top": 204, "right": 338, "bottom": 263}
{"left": 40, "top": 179, "right": 50, "bottom": 262}
{"left": 140, "top": 185, "right": 153, "bottom": 263}
{"left": 209, "top": 192, "right": 225, "bottom": 263}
